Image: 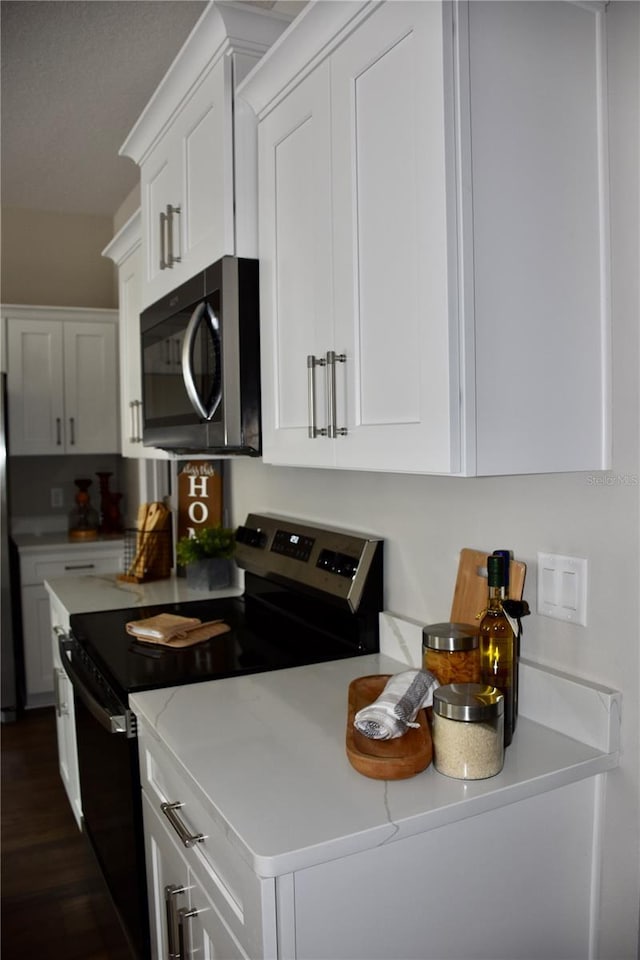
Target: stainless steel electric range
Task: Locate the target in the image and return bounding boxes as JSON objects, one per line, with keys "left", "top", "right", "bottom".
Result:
{"left": 59, "top": 514, "right": 383, "bottom": 960}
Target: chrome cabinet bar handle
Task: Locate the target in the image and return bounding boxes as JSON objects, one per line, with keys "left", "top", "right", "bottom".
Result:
{"left": 166, "top": 204, "right": 181, "bottom": 266}
{"left": 56, "top": 417, "right": 62, "bottom": 445}
{"left": 135, "top": 400, "right": 143, "bottom": 443}
{"left": 159, "top": 210, "right": 168, "bottom": 270}
{"left": 307, "top": 355, "right": 327, "bottom": 438}
{"left": 53, "top": 666, "right": 61, "bottom": 716}
{"left": 325, "top": 351, "right": 348, "bottom": 438}
{"left": 165, "top": 884, "right": 185, "bottom": 960}
{"left": 69, "top": 417, "right": 75, "bottom": 446}
{"left": 307, "top": 355, "right": 317, "bottom": 438}
{"left": 53, "top": 667, "right": 68, "bottom": 717}
{"left": 161, "top": 801, "right": 205, "bottom": 848}
{"left": 178, "top": 907, "right": 199, "bottom": 960}
{"left": 128, "top": 401, "right": 137, "bottom": 444}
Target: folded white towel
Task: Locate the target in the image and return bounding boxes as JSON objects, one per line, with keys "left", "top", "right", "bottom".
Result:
{"left": 354, "top": 670, "right": 440, "bottom": 740}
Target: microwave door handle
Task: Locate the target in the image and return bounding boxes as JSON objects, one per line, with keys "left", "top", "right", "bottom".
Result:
{"left": 182, "top": 302, "right": 222, "bottom": 421}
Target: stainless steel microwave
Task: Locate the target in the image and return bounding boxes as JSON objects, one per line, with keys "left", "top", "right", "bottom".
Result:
{"left": 140, "top": 257, "right": 261, "bottom": 455}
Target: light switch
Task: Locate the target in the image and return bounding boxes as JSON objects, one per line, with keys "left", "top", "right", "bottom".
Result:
{"left": 537, "top": 552, "right": 588, "bottom": 626}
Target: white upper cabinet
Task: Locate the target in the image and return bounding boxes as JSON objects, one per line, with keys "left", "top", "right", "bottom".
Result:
{"left": 119, "top": 1, "right": 292, "bottom": 311}
{"left": 5, "top": 305, "right": 119, "bottom": 456}
{"left": 240, "top": 0, "right": 611, "bottom": 476}
{"left": 255, "top": 63, "right": 335, "bottom": 468}
{"left": 102, "top": 211, "right": 170, "bottom": 460}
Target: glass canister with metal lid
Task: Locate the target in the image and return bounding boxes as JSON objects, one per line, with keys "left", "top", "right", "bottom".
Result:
{"left": 422, "top": 622, "right": 481, "bottom": 686}
{"left": 432, "top": 683, "right": 505, "bottom": 780}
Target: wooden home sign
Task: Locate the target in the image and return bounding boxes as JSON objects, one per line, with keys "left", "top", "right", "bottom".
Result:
{"left": 177, "top": 461, "right": 223, "bottom": 543}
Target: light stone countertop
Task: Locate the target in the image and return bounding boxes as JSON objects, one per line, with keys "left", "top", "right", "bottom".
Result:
{"left": 13, "top": 532, "right": 124, "bottom": 552}
{"left": 45, "top": 571, "right": 242, "bottom": 615}
{"left": 131, "top": 643, "right": 620, "bottom": 879}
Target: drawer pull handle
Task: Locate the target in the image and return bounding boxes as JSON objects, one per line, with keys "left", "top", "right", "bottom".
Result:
{"left": 161, "top": 801, "right": 205, "bottom": 848}
{"left": 64, "top": 563, "right": 96, "bottom": 571}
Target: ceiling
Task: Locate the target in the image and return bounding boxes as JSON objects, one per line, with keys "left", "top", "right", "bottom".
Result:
{"left": 1, "top": 0, "right": 292, "bottom": 220}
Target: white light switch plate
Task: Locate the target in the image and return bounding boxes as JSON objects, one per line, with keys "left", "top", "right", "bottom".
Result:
{"left": 537, "top": 552, "right": 588, "bottom": 626}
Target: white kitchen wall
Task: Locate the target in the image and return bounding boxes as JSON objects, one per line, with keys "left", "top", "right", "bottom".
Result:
{"left": 0, "top": 207, "right": 115, "bottom": 308}
{"left": 228, "top": 2, "right": 640, "bottom": 956}
{"left": 8, "top": 454, "right": 126, "bottom": 534}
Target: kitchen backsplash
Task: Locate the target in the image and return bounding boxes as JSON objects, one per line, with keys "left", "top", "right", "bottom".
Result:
{"left": 8, "top": 453, "right": 125, "bottom": 535}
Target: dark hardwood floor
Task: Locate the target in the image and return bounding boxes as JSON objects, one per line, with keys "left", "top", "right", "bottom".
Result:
{"left": 1, "top": 707, "right": 135, "bottom": 960}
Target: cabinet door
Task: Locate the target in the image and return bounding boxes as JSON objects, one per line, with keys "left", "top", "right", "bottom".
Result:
{"left": 466, "top": 0, "right": 609, "bottom": 475}
{"left": 140, "top": 59, "right": 235, "bottom": 310}
{"left": 141, "top": 138, "right": 183, "bottom": 308}
{"left": 53, "top": 664, "right": 81, "bottom": 824}
{"left": 331, "top": 1, "right": 459, "bottom": 474}
{"left": 22, "top": 584, "right": 54, "bottom": 706}
{"left": 143, "top": 794, "right": 249, "bottom": 960}
{"left": 258, "top": 63, "right": 335, "bottom": 467}
{"left": 63, "top": 322, "right": 119, "bottom": 454}
{"left": 7, "top": 319, "right": 65, "bottom": 455}
{"left": 118, "top": 242, "right": 144, "bottom": 457}
{"left": 118, "top": 242, "right": 171, "bottom": 460}
{"left": 177, "top": 56, "right": 235, "bottom": 281}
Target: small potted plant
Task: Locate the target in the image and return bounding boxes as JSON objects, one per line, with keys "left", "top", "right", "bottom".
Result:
{"left": 176, "top": 525, "right": 236, "bottom": 590}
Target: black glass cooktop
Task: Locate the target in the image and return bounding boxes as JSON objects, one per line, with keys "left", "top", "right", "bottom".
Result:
{"left": 69, "top": 583, "right": 369, "bottom": 704}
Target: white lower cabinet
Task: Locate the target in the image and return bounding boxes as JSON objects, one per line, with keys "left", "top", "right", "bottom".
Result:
{"left": 143, "top": 795, "right": 253, "bottom": 960}
{"left": 139, "top": 719, "right": 278, "bottom": 960}
{"left": 286, "top": 779, "right": 596, "bottom": 960}
{"left": 241, "top": 0, "right": 611, "bottom": 476}
{"left": 49, "top": 594, "right": 82, "bottom": 829}
{"left": 138, "top": 712, "right": 599, "bottom": 960}
{"left": 22, "top": 585, "right": 55, "bottom": 704}
{"left": 21, "top": 542, "right": 123, "bottom": 707}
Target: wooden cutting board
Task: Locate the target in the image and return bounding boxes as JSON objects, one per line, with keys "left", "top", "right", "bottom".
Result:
{"left": 346, "top": 675, "right": 432, "bottom": 780}
{"left": 450, "top": 548, "right": 526, "bottom": 626}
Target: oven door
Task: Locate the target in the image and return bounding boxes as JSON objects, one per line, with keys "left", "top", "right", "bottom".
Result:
{"left": 58, "top": 634, "right": 150, "bottom": 960}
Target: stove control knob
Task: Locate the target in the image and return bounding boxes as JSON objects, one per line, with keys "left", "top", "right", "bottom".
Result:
{"left": 236, "top": 525, "right": 267, "bottom": 549}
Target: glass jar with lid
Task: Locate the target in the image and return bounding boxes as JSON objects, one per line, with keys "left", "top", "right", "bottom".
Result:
{"left": 422, "top": 622, "right": 481, "bottom": 686}
{"left": 431, "top": 683, "right": 504, "bottom": 780}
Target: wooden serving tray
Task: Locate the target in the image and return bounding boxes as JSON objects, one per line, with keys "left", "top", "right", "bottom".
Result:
{"left": 346, "top": 675, "right": 432, "bottom": 780}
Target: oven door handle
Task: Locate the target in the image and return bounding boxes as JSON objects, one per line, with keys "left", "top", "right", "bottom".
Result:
{"left": 56, "top": 631, "right": 128, "bottom": 735}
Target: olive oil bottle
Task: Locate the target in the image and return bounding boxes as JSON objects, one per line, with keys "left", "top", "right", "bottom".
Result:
{"left": 479, "top": 554, "right": 516, "bottom": 746}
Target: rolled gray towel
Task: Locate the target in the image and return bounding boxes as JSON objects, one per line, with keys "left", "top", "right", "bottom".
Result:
{"left": 354, "top": 669, "right": 440, "bottom": 740}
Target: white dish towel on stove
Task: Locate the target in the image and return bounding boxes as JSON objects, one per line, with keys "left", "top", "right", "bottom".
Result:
{"left": 354, "top": 669, "right": 440, "bottom": 740}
